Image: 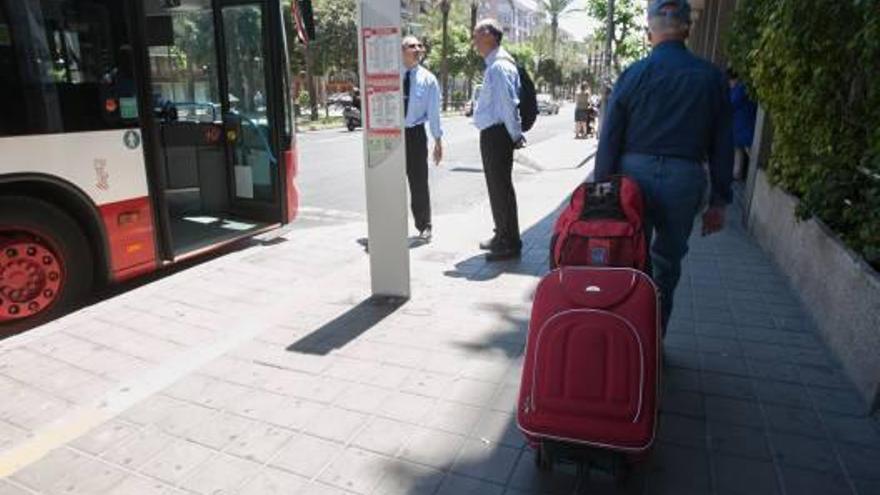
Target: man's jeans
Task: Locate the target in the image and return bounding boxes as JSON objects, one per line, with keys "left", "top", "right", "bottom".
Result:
{"left": 620, "top": 153, "right": 707, "bottom": 333}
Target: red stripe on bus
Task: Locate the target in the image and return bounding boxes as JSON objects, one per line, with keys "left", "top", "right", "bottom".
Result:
{"left": 98, "top": 196, "right": 158, "bottom": 281}
{"left": 285, "top": 149, "right": 300, "bottom": 222}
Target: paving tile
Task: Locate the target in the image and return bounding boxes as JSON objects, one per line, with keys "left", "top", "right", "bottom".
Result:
{"left": 269, "top": 432, "right": 343, "bottom": 478}
{"left": 489, "top": 384, "right": 520, "bottom": 414}
{"left": 225, "top": 423, "right": 295, "bottom": 463}
{"left": 747, "top": 360, "right": 800, "bottom": 383}
{"left": 0, "top": 481, "right": 32, "bottom": 495}
{"left": 663, "top": 345, "right": 701, "bottom": 371}
{"left": 660, "top": 389, "right": 705, "bottom": 418}
{"left": 436, "top": 473, "right": 505, "bottom": 495}
{"left": 452, "top": 438, "right": 520, "bottom": 484}
{"left": 697, "top": 336, "right": 743, "bottom": 356}
{"left": 664, "top": 333, "right": 698, "bottom": 351}
{"left": 663, "top": 367, "right": 701, "bottom": 393}
{"left": 822, "top": 413, "right": 880, "bottom": 447}
{"left": 12, "top": 447, "right": 88, "bottom": 491}
{"left": 506, "top": 448, "right": 577, "bottom": 495}
{"left": 238, "top": 467, "right": 309, "bottom": 495}
{"left": 103, "top": 475, "right": 172, "bottom": 495}
{"left": 643, "top": 442, "right": 711, "bottom": 494}
{"left": 837, "top": 444, "right": 880, "bottom": 481}
{"left": 470, "top": 411, "right": 524, "bottom": 449}
{"left": 705, "top": 396, "right": 764, "bottom": 428}
{"left": 399, "top": 426, "right": 466, "bottom": 470}
{"left": 301, "top": 406, "right": 368, "bottom": 442}
{"left": 379, "top": 392, "right": 437, "bottom": 424}
{"left": 69, "top": 419, "right": 139, "bottom": 457}
{"left": 714, "top": 454, "right": 780, "bottom": 495}
{"left": 333, "top": 383, "right": 393, "bottom": 414}
{"left": 183, "top": 411, "right": 258, "bottom": 450}
{"left": 763, "top": 404, "right": 825, "bottom": 438}
{"left": 701, "top": 352, "right": 750, "bottom": 377}
{"left": 709, "top": 423, "right": 771, "bottom": 460}
{"left": 658, "top": 413, "right": 707, "bottom": 449}
{"left": 423, "top": 401, "right": 484, "bottom": 435}
{"left": 780, "top": 466, "right": 853, "bottom": 495}
{"left": 318, "top": 447, "right": 391, "bottom": 494}
{"left": 370, "top": 459, "right": 445, "bottom": 495}
{"left": 853, "top": 478, "right": 880, "bottom": 495}
{"left": 741, "top": 341, "right": 792, "bottom": 362}
{"left": 809, "top": 387, "right": 869, "bottom": 416}
{"left": 701, "top": 372, "right": 756, "bottom": 400}
{"left": 770, "top": 432, "right": 841, "bottom": 473}
{"left": 102, "top": 427, "right": 175, "bottom": 470}
{"left": 48, "top": 457, "right": 128, "bottom": 494}
{"left": 138, "top": 437, "right": 215, "bottom": 484}
{"left": 798, "top": 364, "right": 854, "bottom": 390}
{"left": 755, "top": 381, "right": 812, "bottom": 408}
{"left": 350, "top": 417, "right": 417, "bottom": 457}
{"left": 443, "top": 377, "right": 500, "bottom": 408}
{"left": 178, "top": 454, "right": 261, "bottom": 495}
{"left": 265, "top": 396, "right": 326, "bottom": 430}
{"left": 0, "top": 418, "right": 27, "bottom": 452}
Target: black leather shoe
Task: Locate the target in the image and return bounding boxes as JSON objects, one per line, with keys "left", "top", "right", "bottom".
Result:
{"left": 479, "top": 235, "right": 501, "bottom": 251}
{"left": 485, "top": 245, "right": 522, "bottom": 262}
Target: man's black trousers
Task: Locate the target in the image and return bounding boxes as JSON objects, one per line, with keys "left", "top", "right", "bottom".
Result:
{"left": 405, "top": 125, "right": 431, "bottom": 232}
{"left": 480, "top": 124, "right": 520, "bottom": 247}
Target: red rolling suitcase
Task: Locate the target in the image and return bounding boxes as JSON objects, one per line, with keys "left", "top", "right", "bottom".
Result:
{"left": 516, "top": 266, "right": 661, "bottom": 477}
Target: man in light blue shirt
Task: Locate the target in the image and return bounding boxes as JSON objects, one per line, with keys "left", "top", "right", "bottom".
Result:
{"left": 472, "top": 19, "right": 523, "bottom": 261}
{"left": 402, "top": 35, "right": 443, "bottom": 241}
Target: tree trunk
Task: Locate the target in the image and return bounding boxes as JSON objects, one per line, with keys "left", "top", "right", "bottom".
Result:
{"left": 440, "top": 1, "right": 450, "bottom": 111}
{"left": 468, "top": 0, "right": 477, "bottom": 99}
{"left": 303, "top": 42, "right": 318, "bottom": 121}
{"left": 604, "top": 0, "right": 615, "bottom": 80}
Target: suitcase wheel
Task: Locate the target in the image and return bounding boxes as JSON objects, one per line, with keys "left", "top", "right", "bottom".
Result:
{"left": 534, "top": 444, "right": 553, "bottom": 472}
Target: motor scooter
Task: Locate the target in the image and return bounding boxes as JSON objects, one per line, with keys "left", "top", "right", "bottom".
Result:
{"left": 343, "top": 105, "right": 361, "bottom": 131}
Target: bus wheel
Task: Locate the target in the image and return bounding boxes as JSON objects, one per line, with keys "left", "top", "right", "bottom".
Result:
{"left": 0, "top": 196, "right": 94, "bottom": 333}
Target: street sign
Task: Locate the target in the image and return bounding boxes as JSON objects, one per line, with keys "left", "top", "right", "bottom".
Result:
{"left": 357, "top": 0, "right": 410, "bottom": 299}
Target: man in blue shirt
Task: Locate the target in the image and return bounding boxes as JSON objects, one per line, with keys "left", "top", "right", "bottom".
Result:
{"left": 595, "top": 0, "right": 734, "bottom": 333}
{"left": 472, "top": 18, "right": 524, "bottom": 261}
{"left": 402, "top": 35, "right": 443, "bottom": 241}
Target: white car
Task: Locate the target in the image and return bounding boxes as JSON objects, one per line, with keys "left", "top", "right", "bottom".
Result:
{"left": 536, "top": 93, "right": 560, "bottom": 115}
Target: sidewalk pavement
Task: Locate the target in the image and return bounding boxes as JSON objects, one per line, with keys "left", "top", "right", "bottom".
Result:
{"left": 1, "top": 141, "right": 879, "bottom": 495}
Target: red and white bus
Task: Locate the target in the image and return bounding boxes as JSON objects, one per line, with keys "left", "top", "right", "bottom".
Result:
{"left": 0, "top": 0, "right": 308, "bottom": 331}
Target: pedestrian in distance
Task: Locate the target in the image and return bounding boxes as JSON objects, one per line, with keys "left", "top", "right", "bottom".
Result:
{"left": 401, "top": 35, "right": 443, "bottom": 242}
{"left": 728, "top": 68, "right": 757, "bottom": 181}
{"left": 574, "top": 83, "right": 592, "bottom": 139}
{"left": 471, "top": 18, "right": 524, "bottom": 261}
{"left": 594, "top": 0, "right": 734, "bottom": 334}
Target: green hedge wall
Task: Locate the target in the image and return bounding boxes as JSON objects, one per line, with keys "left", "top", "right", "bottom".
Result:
{"left": 726, "top": 0, "right": 879, "bottom": 269}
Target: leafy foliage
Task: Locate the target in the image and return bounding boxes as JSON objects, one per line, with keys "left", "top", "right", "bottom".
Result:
{"left": 585, "top": 0, "right": 648, "bottom": 72}
{"left": 726, "top": 0, "right": 880, "bottom": 268}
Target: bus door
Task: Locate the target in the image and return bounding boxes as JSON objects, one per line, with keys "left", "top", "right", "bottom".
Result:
{"left": 141, "top": 0, "right": 287, "bottom": 258}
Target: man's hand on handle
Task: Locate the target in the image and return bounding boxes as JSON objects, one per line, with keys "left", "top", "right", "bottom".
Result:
{"left": 701, "top": 205, "right": 726, "bottom": 236}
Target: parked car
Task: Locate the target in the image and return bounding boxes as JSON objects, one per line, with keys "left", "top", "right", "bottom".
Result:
{"left": 464, "top": 84, "right": 482, "bottom": 117}
{"left": 537, "top": 93, "right": 560, "bottom": 115}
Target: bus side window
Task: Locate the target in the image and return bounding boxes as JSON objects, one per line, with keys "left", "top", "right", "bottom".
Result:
{"left": 0, "top": 0, "right": 138, "bottom": 137}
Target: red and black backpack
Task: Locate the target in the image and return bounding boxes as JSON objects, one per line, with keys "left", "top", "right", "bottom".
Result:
{"left": 549, "top": 176, "right": 648, "bottom": 271}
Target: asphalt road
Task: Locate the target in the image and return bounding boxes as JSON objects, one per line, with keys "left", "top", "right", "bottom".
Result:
{"left": 291, "top": 103, "right": 576, "bottom": 231}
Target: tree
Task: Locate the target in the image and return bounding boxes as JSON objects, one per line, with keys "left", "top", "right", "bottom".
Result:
{"left": 537, "top": 0, "right": 582, "bottom": 58}
{"left": 439, "top": 0, "right": 451, "bottom": 110}
{"left": 586, "top": 0, "right": 647, "bottom": 74}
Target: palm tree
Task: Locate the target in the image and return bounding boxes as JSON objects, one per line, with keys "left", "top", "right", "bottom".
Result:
{"left": 538, "top": 0, "right": 582, "bottom": 58}
{"left": 439, "top": 0, "right": 451, "bottom": 111}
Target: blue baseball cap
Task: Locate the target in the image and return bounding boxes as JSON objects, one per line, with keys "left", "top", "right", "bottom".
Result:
{"left": 648, "top": 0, "right": 692, "bottom": 23}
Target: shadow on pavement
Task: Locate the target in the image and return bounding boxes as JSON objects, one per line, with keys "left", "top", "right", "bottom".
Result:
{"left": 442, "top": 197, "right": 569, "bottom": 282}
{"left": 287, "top": 295, "right": 406, "bottom": 355}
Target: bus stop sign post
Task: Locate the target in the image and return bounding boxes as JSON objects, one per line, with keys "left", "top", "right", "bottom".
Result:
{"left": 357, "top": 0, "right": 410, "bottom": 301}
